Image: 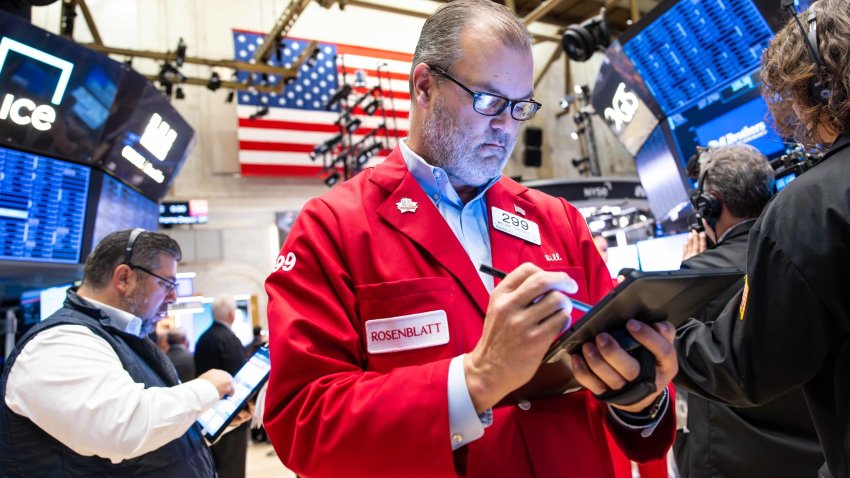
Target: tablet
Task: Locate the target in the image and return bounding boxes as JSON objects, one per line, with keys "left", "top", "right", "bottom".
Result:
{"left": 498, "top": 268, "right": 744, "bottom": 406}
{"left": 196, "top": 345, "right": 271, "bottom": 441}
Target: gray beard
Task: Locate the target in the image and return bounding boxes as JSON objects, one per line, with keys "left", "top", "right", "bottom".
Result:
{"left": 420, "top": 99, "right": 516, "bottom": 188}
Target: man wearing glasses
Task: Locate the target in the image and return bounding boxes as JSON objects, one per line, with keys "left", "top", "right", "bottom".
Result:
{"left": 0, "top": 229, "right": 234, "bottom": 477}
{"left": 264, "top": 1, "right": 677, "bottom": 477}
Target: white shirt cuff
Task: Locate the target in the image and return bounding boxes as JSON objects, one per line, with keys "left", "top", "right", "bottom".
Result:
{"left": 448, "top": 354, "right": 491, "bottom": 450}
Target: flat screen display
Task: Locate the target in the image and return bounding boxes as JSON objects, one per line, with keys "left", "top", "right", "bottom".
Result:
{"left": 0, "top": 146, "right": 91, "bottom": 263}
{"left": 20, "top": 282, "right": 71, "bottom": 325}
{"left": 636, "top": 233, "right": 689, "bottom": 271}
{"left": 621, "top": 0, "right": 774, "bottom": 116}
{"left": 633, "top": 125, "right": 691, "bottom": 223}
{"left": 606, "top": 244, "right": 641, "bottom": 279}
{"left": 90, "top": 172, "right": 159, "bottom": 247}
{"left": 159, "top": 200, "right": 208, "bottom": 225}
{"left": 667, "top": 69, "right": 786, "bottom": 161}
{"left": 0, "top": 10, "right": 122, "bottom": 163}
{"left": 94, "top": 68, "right": 195, "bottom": 201}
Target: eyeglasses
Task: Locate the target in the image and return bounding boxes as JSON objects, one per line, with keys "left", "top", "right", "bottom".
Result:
{"left": 129, "top": 264, "right": 178, "bottom": 294}
{"left": 429, "top": 65, "right": 542, "bottom": 121}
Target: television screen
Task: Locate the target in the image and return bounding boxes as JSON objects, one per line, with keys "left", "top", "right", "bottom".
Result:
{"left": 89, "top": 172, "right": 160, "bottom": 248}
{"left": 0, "top": 146, "right": 91, "bottom": 263}
{"left": 94, "top": 68, "right": 195, "bottom": 201}
{"left": 0, "top": 10, "right": 122, "bottom": 163}
{"left": 175, "top": 272, "right": 195, "bottom": 297}
{"left": 667, "top": 69, "right": 787, "bottom": 161}
{"left": 20, "top": 282, "right": 72, "bottom": 326}
{"left": 159, "top": 200, "right": 209, "bottom": 225}
{"left": 636, "top": 233, "right": 689, "bottom": 271}
{"left": 621, "top": 0, "right": 774, "bottom": 116}
{"left": 633, "top": 125, "right": 692, "bottom": 223}
{"left": 606, "top": 244, "right": 641, "bottom": 279}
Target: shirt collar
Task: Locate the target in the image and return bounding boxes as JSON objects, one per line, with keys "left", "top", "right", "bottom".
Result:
{"left": 79, "top": 295, "right": 146, "bottom": 337}
{"left": 398, "top": 138, "right": 500, "bottom": 207}
{"left": 716, "top": 218, "right": 757, "bottom": 244}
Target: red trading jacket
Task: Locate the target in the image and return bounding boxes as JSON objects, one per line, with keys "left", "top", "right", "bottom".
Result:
{"left": 264, "top": 148, "right": 675, "bottom": 478}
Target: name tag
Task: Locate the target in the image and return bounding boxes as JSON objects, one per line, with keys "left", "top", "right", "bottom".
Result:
{"left": 491, "top": 206, "right": 541, "bottom": 245}
{"left": 365, "top": 310, "right": 449, "bottom": 354}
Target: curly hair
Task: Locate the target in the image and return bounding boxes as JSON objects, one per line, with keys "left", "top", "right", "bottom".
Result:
{"left": 761, "top": 0, "right": 850, "bottom": 146}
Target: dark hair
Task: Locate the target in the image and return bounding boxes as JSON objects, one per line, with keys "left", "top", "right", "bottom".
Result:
{"left": 82, "top": 229, "right": 182, "bottom": 289}
{"left": 699, "top": 144, "right": 775, "bottom": 219}
{"left": 761, "top": 0, "right": 850, "bottom": 145}
{"left": 167, "top": 327, "right": 187, "bottom": 345}
{"left": 409, "top": 0, "right": 531, "bottom": 93}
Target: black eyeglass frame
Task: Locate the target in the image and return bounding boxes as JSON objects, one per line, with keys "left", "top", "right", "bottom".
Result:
{"left": 124, "top": 229, "right": 178, "bottom": 293}
{"left": 429, "top": 65, "right": 542, "bottom": 121}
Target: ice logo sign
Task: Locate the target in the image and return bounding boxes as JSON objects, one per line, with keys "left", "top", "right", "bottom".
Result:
{"left": 0, "top": 37, "right": 74, "bottom": 132}
{"left": 140, "top": 113, "right": 178, "bottom": 161}
{"left": 604, "top": 83, "right": 639, "bottom": 131}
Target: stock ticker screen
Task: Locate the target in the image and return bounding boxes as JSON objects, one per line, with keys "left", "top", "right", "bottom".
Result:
{"left": 0, "top": 146, "right": 90, "bottom": 263}
{"left": 621, "top": 0, "right": 775, "bottom": 116}
{"left": 633, "top": 125, "right": 691, "bottom": 223}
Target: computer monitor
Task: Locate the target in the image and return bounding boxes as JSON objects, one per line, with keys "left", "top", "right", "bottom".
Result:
{"left": 20, "top": 282, "right": 72, "bottom": 326}
{"left": 89, "top": 172, "right": 160, "bottom": 248}
{"left": 606, "top": 244, "right": 640, "bottom": 279}
{"left": 0, "top": 145, "right": 92, "bottom": 264}
{"left": 633, "top": 125, "right": 692, "bottom": 223}
{"left": 636, "top": 233, "right": 689, "bottom": 271}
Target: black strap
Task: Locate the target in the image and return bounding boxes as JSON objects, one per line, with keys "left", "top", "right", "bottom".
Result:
{"left": 593, "top": 346, "right": 657, "bottom": 406}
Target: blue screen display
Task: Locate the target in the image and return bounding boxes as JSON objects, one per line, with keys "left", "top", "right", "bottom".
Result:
{"left": 0, "top": 146, "right": 90, "bottom": 263}
{"left": 634, "top": 125, "right": 691, "bottom": 222}
{"left": 622, "top": 0, "right": 775, "bottom": 116}
{"left": 91, "top": 173, "right": 159, "bottom": 247}
{"left": 667, "top": 69, "right": 786, "bottom": 162}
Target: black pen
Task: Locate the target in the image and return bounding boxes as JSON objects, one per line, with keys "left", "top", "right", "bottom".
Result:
{"left": 478, "top": 264, "right": 593, "bottom": 314}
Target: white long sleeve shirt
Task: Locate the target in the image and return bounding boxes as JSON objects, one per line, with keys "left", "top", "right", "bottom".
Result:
{"left": 4, "top": 297, "right": 220, "bottom": 463}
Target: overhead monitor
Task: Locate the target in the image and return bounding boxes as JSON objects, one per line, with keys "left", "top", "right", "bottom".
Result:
{"left": 0, "top": 10, "right": 122, "bottom": 163}
{"left": 20, "top": 282, "right": 72, "bottom": 327}
{"left": 667, "top": 69, "right": 786, "bottom": 162}
{"left": 94, "top": 68, "right": 195, "bottom": 201}
{"left": 159, "top": 200, "right": 209, "bottom": 225}
{"left": 636, "top": 233, "right": 689, "bottom": 271}
{"left": 591, "top": 41, "right": 661, "bottom": 155}
{"left": 620, "top": 0, "right": 775, "bottom": 117}
{"left": 89, "top": 172, "right": 160, "bottom": 248}
{"left": 0, "top": 145, "right": 91, "bottom": 263}
{"left": 633, "top": 125, "right": 691, "bottom": 223}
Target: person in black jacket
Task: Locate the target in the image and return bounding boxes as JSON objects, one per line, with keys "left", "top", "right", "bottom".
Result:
{"left": 166, "top": 327, "right": 196, "bottom": 383}
{"left": 195, "top": 296, "right": 250, "bottom": 478}
{"left": 0, "top": 229, "right": 234, "bottom": 477}
{"left": 673, "top": 144, "right": 823, "bottom": 477}
{"left": 676, "top": 1, "right": 850, "bottom": 476}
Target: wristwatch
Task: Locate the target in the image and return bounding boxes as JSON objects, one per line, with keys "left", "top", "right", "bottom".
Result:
{"left": 642, "top": 388, "right": 669, "bottom": 420}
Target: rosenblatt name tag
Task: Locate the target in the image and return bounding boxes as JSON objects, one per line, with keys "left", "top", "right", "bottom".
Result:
{"left": 365, "top": 310, "right": 449, "bottom": 354}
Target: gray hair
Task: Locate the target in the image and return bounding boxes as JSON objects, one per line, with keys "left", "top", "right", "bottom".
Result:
{"left": 699, "top": 144, "right": 775, "bottom": 218}
{"left": 212, "top": 296, "right": 236, "bottom": 323}
{"left": 83, "top": 229, "right": 182, "bottom": 290}
{"left": 409, "top": 0, "right": 531, "bottom": 93}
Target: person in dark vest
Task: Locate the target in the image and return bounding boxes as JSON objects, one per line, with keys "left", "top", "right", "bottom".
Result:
{"left": 166, "top": 326, "right": 196, "bottom": 383}
{"left": 0, "top": 229, "right": 235, "bottom": 477}
{"left": 195, "top": 296, "right": 251, "bottom": 478}
{"left": 674, "top": 144, "right": 823, "bottom": 477}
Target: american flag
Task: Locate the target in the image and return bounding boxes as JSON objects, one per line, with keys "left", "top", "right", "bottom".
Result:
{"left": 232, "top": 29, "right": 412, "bottom": 177}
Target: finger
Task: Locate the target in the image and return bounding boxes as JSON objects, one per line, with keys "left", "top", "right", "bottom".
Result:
{"left": 625, "top": 320, "right": 676, "bottom": 380}
{"left": 698, "top": 232, "right": 707, "bottom": 251}
{"left": 532, "top": 305, "right": 573, "bottom": 340}
{"left": 494, "top": 262, "right": 542, "bottom": 292}
{"left": 526, "top": 290, "right": 574, "bottom": 326}
{"left": 511, "top": 270, "right": 579, "bottom": 307}
{"left": 594, "top": 332, "right": 641, "bottom": 381}
{"left": 652, "top": 320, "right": 677, "bottom": 342}
{"left": 569, "top": 353, "right": 608, "bottom": 395}
{"left": 581, "top": 341, "right": 630, "bottom": 390}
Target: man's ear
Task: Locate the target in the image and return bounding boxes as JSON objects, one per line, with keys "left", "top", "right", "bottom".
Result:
{"left": 113, "top": 264, "right": 133, "bottom": 294}
{"left": 411, "top": 63, "right": 435, "bottom": 108}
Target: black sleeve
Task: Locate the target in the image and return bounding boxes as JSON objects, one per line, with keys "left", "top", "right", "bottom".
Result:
{"left": 676, "top": 225, "right": 838, "bottom": 406}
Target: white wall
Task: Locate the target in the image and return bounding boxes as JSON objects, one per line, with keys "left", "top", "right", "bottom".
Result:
{"left": 29, "top": 1, "right": 634, "bottom": 325}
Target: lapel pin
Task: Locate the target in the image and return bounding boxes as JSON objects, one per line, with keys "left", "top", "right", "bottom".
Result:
{"left": 514, "top": 204, "right": 526, "bottom": 216}
{"left": 396, "top": 197, "right": 418, "bottom": 213}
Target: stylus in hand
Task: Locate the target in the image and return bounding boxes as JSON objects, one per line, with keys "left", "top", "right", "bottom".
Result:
{"left": 478, "top": 264, "right": 592, "bottom": 314}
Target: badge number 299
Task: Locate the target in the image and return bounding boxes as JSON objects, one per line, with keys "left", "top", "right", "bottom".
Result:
{"left": 491, "top": 206, "right": 541, "bottom": 245}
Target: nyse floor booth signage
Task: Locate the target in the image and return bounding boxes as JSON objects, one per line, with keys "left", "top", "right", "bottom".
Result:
{"left": 0, "top": 9, "right": 194, "bottom": 298}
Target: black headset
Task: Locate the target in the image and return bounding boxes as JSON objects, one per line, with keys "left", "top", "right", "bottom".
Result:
{"left": 688, "top": 152, "right": 720, "bottom": 233}
{"left": 783, "top": 2, "right": 832, "bottom": 102}
{"left": 124, "top": 228, "right": 145, "bottom": 265}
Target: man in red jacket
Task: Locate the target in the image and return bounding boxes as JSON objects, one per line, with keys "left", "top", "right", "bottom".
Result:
{"left": 264, "top": 1, "right": 677, "bottom": 476}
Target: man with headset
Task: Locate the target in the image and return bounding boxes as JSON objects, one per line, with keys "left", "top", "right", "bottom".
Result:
{"left": 0, "top": 229, "right": 234, "bottom": 477}
{"left": 674, "top": 145, "right": 823, "bottom": 477}
{"left": 676, "top": 0, "right": 850, "bottom": 475}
